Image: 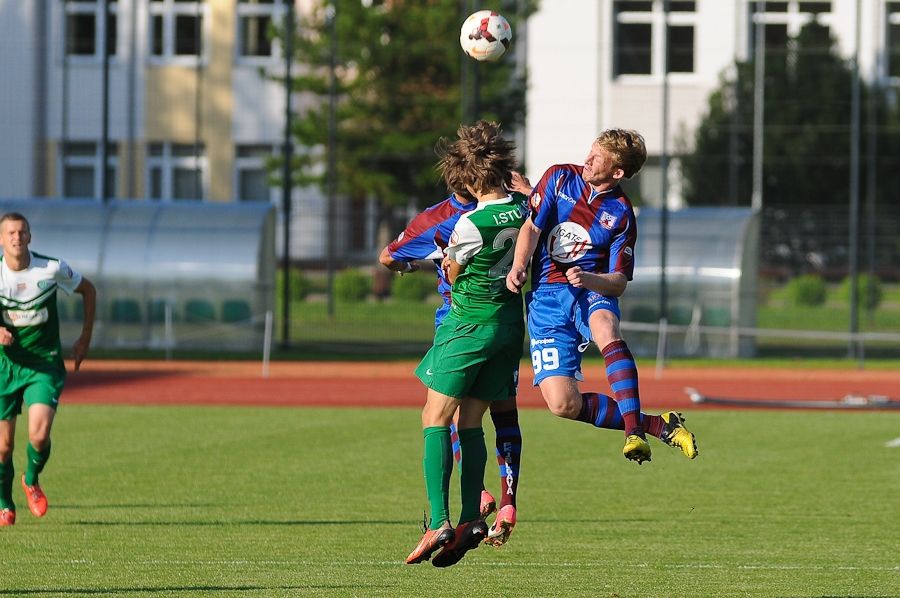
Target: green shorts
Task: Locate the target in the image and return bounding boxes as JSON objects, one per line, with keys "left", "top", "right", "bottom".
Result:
{"left": 415, "top": 315, "right": 524, "bottom": 402}
{"left": 0, "top": 359, "right": 66, "bottom": 421}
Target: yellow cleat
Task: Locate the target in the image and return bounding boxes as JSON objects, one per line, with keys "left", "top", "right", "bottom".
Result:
{"left": 623, "top": 434, "right": 651, "bottom": 464}
{"left": 660, "top": 412, "right": 698, "bottom": 459}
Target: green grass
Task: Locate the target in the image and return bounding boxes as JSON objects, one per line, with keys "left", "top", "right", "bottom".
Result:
{"left": 4, "top": 405, "right": 899, "bottom": 597}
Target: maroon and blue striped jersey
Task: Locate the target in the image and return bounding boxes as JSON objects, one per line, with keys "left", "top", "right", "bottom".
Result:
{"left": 528, "top": 164, "right": 637, "bottom": 290}
{"left": 386, "top": 194, "right": 475, "bottom": 324}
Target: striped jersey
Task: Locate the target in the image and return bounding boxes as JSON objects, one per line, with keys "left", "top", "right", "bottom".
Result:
{"left": 0, "top": 251, "right": 82, "bottom": 368}
{"left": 386, "top": 194, "right": 474, "bottom": 325}
{"left": 445, "top": 193, "right": 528, "bottom": 324}
{"left": 528, "top": 164, "right": 637, "bottom": 289}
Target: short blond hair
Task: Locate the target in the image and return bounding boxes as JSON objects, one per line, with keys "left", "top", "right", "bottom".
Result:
{"left": 595, "top": 129, "right": 647, "bottom": 179}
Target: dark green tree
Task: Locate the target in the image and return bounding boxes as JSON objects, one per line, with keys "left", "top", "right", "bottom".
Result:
{"left": 274, "top": 1, "right": 535, "bottom": 217}
{"left": 679, "top": 21, "right": 900, "bottom": 207}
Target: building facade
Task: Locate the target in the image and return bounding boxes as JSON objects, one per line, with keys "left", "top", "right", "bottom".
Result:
{"left": 524, "top": 0, "right": 898, "bottom": 207}
{"left": 2, "top": 1, "right": 898, "bottom": 244}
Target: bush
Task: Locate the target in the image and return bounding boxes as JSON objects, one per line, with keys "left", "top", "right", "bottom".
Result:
{"left": 276, "top": 268, "right": 312, "bottom": 301}
{"left": 334, "top": 269, "right": 372, "bottom": 302}
{"left": 391, "top": 271, "right": 435, "bottom": 301}
{"left": 786, "top": 274, "right": 827, "bottom": 307}
{"left": 839, "top": 273, "right": 883, "bottom": 311}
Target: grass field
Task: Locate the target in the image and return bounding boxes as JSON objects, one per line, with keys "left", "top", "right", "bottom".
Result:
{"left": 3, "top": 405, "right": 899, "bottom": 597}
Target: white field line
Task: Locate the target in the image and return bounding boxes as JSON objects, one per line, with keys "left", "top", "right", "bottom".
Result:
{"left": 63, "top": 559, "right": 900, "bottom": 572}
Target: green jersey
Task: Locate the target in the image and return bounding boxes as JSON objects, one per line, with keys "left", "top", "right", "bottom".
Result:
{"left": 445, "top": 192, "right": 528, "bottom": 324}
{"left": 0, "top": 251, "right": 82, "bottom": 370}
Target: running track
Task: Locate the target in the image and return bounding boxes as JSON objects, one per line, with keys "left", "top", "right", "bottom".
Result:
{"left": 62, "top": 361, "right": 900, "bottom": 410}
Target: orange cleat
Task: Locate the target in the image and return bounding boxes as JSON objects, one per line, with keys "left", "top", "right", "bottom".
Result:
{"left": 484, "top": 504, "right": 516, "bottom": 547}
{"left": 0, "top": 508, "right": 15, "bottom": 526}
{"left": 21, "top": 476, "right": 48, "bottom": 517}
{"left": 432, "top": 519, "right": 488, "bottom": 568}
{"left": 406, "top": 526, "right": 455, "bottom": 565}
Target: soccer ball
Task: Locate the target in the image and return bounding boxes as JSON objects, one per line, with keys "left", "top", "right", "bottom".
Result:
{"left": 459, "top": 10, "right": 512, "bottom": 62}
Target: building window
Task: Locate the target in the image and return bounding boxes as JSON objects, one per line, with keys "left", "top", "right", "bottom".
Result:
{"left": 64, "top": 1, "right": 118, "bottom": 58}
{"left": 146, "top": 143, "right": 207, "bottom": 201}
{"left": 60, "top": 142, "right": 117, "bottom": 199}
{"left": 888, "top": 2, "right": 900, "bottom": 79}
{"left": 747, "top": 0, "right": 835, "bottom": 60}
{"left": 237, "top": 0, "right": 286, "bottom": 60}
{"left": 235, "top": 145, "right": 276, "bottom": 202}
{"left": 148, "top": 0, "right": 207, "bottom": 61}
{"left": 613, "top": 0, "right": 696, "bottom": 78}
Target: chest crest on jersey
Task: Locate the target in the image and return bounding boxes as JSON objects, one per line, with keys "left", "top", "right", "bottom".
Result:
{"left": 599, "top": 212, "right": 617, "bottom": 230}
{"left": 547, "top": 222, "right": 591, "bottom": 263}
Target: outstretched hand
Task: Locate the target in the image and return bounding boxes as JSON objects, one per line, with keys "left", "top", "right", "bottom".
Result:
{"left": 509, "top": 171, "right": 532, "bottom": 194}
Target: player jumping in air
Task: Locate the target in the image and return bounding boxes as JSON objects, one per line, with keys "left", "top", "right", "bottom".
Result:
{"left": 403, "top": 121, "right": 527, "bottom": 567}
{"left": 0, "top": 212, "right": 96, "bottom": 526}
{"left": 506, "top": 129, "right": 698, "bottom": 464}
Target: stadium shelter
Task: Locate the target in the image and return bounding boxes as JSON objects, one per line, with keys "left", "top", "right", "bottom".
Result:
{"left": 0, "top": 199, "right": 275, "bottom": 352}
{"left": 623, "top": 207, "right": 760, "bottom": 359}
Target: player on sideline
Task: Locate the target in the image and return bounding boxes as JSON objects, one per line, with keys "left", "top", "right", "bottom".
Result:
{"left": 0, "top": 212, "right": 96, "bottom": 526}
{"left": 404, "top": 121, "right": 527, "bottom": 567}
{"left": 379, "top": 173, "right": 530, "bottom": 548}
{"left": 506, "top": 129, "right": 697, "bottom": 464}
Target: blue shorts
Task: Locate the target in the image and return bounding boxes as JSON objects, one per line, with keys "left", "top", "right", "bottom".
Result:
{"left": 526, "top": 285, "right": 620, "bottom": 386}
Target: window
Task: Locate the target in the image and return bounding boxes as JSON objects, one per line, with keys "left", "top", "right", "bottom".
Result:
{"left": 235, "top": 145, "right": 276, "bottom": 202}
{"left": 237, "top": 0, "right": 287, "bottom": 60}
{"left": 747, "top": 0, "right": 835, "bottom": 59}
{"left": 59, "top": 142, "right": 117, "bottom": 199}
{"left": 888, "top": 2, "right": 900, "bottom": 79}
{"left": 149, "top": 0, "right": 207, "bottom": 62}
{"left": 613, "top": 0, "right": 696, "bottom": 78}
{"left": 64, "top": 1, "right": 118, "bottom": 58}
{"left": 146, "top": 143, "right": 207, "bottom": 201}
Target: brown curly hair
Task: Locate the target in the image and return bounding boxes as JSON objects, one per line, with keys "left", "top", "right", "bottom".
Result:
{"left": 437, "top": 120, "right": 517, "bottom": 196}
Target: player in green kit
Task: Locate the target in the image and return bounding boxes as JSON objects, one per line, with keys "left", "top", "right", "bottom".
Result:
{"left": 0, "top": 212, "right": 96, "bottom": 526}
{"left": 405, "top": 121, "right": 527, "bottom": 568}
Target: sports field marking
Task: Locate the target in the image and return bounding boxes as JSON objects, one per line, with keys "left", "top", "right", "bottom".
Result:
{"left": 886, "top": 437, "right": 900, "bottom": 447}
{"left": 70, "top": 559, "right": 900, "bottom": 572}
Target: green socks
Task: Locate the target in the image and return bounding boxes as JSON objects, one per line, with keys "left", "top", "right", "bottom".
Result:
{"left": 25, "top": 442, "right": 51, "bottom": 486}
{"left": 0, "top": 459, "right": 14, "bottom": 510}
{"left": 457, "top": 427, "right": 486, "bottom": 524}
{"left": 422, "top": 426, "right": 452, "bottom": 530}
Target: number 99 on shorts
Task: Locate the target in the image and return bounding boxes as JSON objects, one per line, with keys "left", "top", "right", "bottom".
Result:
{"left": 531, "top": 347, "right": 559, "bottom": 374}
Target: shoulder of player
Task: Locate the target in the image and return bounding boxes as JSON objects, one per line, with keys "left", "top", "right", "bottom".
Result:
{"left": 400, "top": 197, "right": 467, "bottom": 238}
{"left": 27, "top": 252, "right": 63, "bottom": 271}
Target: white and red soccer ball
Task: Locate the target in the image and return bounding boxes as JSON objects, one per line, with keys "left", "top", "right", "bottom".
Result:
{"left": 459, "top": 10, "right": 512, "bottom": 62}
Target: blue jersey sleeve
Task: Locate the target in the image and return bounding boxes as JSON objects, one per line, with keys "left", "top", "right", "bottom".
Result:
{"left": 529, "top": 166, "right": 565, "bottom": 232}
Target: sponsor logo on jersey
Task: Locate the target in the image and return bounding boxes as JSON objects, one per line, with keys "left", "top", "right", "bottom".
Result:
{"left": 37, "top": 279, "right": 55, "bottom": 291}
{"left": 623, "top": 247, "right": 633, "bottom": 256}
{"left": 396, "top": 232, "right": 405, "bottom": 242}
{"left": 63, "top": 264, "right": 73, "bottom": 278}
{"left": 16, "top": 283, "right": 26, "bottom": 291}
{"left": 547, "top": 222, "right": 591, "bottom": 263}
{"left": 599, "top": 212, "right": 618, "bottom": 230}
{"left": 530, "top": 337, "right": 555, "bottom": 346}
{"left": 530, "top": 192, "right": 542, "bottom": 211}
{"left": 426, "top": 368, "right": 434, "bottom": 376}
{"left": 557, "top": 191, "right": 576, "bottom": 205}
{"left": 2, "top": 307, "right": 49, "bottom": 327}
